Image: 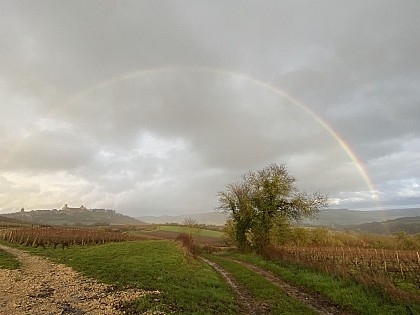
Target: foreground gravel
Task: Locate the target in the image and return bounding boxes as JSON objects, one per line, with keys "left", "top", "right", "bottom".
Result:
{"left": 0, "top": 244, "right": 158, "bottom": 314}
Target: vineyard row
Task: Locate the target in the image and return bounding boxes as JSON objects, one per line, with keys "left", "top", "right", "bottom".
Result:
{"left": 0, "top": 227, "right": 140, "bottom": 248}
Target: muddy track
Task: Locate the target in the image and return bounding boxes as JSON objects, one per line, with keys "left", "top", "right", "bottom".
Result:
{"left": 201, "top": 258, "right": 270, "bottom": 315}
{"left": 0, "top": 244, "right": 157, "bottom": 314}
{"left": 227, "top": 257, "right": 354, "bottom": 315}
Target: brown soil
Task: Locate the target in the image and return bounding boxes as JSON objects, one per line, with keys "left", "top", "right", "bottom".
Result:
{"left": 0, "top": 244, "right": 158, "bottom": 314}
{"left": 228, "top": 258, "right": 354, "bottom": 315}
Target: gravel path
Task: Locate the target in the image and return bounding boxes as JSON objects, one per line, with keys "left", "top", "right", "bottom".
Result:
{"left": 0, "top": 244, "right": 157, "bottom": 314}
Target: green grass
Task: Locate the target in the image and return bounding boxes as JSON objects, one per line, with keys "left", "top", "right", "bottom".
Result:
{"left": 206, "top": 254, "right": 318, "bottom": 315}
{"left": 21, "top": 240, "right": 239, "bottom": 314}
{"left": 220, "top": 251, "right": 420, "bottom": 315}
{"left": 158, "top": 225, "right": 224, "bottom": 238}
{"left": 5, "top": 235, "right": 417, "bottom": 315}
{"left": 0, "top": 248, "right": 20, "bottom": 269}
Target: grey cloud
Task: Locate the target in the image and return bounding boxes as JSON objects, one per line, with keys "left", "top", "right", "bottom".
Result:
{"left": 0, "top": 1, "right": 419, "bottom": 214}
{"left": 47, "top": 70, "right": 337, "bottom": 171}
{"left": 1, "top": 1, "right": 219, "bottom": 94}
{"left": 1, "top": 129, "right": 97, "bottom": 172}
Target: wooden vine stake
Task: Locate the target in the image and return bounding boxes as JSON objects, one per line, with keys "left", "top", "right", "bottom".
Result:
{"left": 382, "top": 249, "right": 387, "bottom": 272}
{"left": 396, "top": 251, "right": 403, "bottom": 277}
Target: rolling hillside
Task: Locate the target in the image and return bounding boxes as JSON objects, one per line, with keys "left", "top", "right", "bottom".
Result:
{"left": 338, "top": 216, "right": 420, "bottom": 234}
{"left": 305, "top": 208, "right": 420, "bottom": 226}
{"left": 137, "top": 212, "right": 229, "bottom": 226}
{"left": 137, "top": 208, "right": 420, "bottom": 227}
{"left": 0, "top": 215, "right": 38, "bottom": 227}
{"left": 2, "top": 208, "right": 144, "bottom": 226}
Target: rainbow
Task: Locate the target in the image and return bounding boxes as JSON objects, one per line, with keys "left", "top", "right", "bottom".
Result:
{"left": 4, "top": 66, "right": 381, "bottom": 209}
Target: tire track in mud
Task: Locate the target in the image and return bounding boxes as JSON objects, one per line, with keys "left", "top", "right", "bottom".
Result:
{"left": 227, "top": 257, "right": 354, "bottom": 315}
{"left": 201, "top": 257, "right": 270, "bottom": 315}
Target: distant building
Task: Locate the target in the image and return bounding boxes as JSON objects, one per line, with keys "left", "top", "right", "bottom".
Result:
{"left": 91, "top": 208, "right": 116, "bottom": 214}
{"left": 61, "top": 204, "right": 88, "bottom": 212}
{"left": 60, "top": 204, "right": 115, "bottom": 214}
{"left": 91, "top": 208, "right": 106, "bottom": 213}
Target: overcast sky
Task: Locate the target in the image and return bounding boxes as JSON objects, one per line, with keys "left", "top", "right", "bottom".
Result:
{"left": 1, "top": 1, "right": 419, "bottom": 216}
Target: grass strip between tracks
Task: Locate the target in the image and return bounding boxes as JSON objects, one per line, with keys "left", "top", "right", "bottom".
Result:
{"left": 206, "top": 254, "right": 318, "bottom": 315}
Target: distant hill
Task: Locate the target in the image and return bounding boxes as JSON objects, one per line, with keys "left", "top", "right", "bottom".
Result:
{"left": 137, "top": 212, "right": 229, "bottom": 226}
{"left": 338, "top": 216, "right": 420, "bottom": 235}
{"left": 304, "top": 208, "right": 420, "bottom": 227}
{"left": 0, "top": 215, "right": 39, "bottom": 227}
{"left": 8, "top": 206, "right": 411, "bottom": 228}
{"left": 138, "top": 208, "right": 420, "bottom": 227}
{"left": 2, "top": 206, "right": 145, "bottom": 226}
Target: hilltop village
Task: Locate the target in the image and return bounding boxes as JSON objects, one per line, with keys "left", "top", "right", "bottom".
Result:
{"left": 3, "top": 204, "right": 141, "bottom": 226}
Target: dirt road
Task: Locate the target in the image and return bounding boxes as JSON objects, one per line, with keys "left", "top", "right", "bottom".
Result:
{"left": 203, "top": 256, "right": 353, "bottom": 315}
{"left": 201, "top": 257, "right": 270, "bottom": 315}
{"left": 228, "top": 258, "right": 353, "bottom": 315}
{"left": 0, "top": 244, "right": 156, "bottom": 314}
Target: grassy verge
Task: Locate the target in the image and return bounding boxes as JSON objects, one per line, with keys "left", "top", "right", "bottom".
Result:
{"left": 221, "top": 251, "right": 420, "bottom": 315}
{"left": 10, "top": 240, "right": 239, "bottom": 314}
{"left": 206, "top": 254, "right": 318, "bottom": 315}
{"left": 0, "top": 248, "right": 20, "bottom": 269}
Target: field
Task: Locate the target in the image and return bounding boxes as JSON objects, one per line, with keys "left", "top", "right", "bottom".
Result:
{"left": 2, "top": 240, "right": 239, "bottom": 314}
{"left": 0, "top": 227, "right": 141, "bottom": 248}
{"left": 1, "top": 225, "right": 420, "bottom": 314}
{"left": 124, "top": 224, "right": 227, "bottom": 245}
{"left": 0, "top": 216, "right": 36, "bottom": 228}
{"left": 158, "top": 225, "right": 224, "bottom": 238}
{"left": 211, "top": 251, "right": 420, "bottom": 315}
{"left": 263, "top": 245, "right": 420, "bottom": 296}
{"left": 0, "top": 248, "right": 20, "bottom": 269}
